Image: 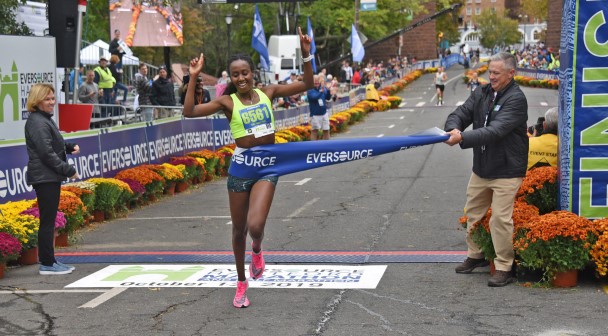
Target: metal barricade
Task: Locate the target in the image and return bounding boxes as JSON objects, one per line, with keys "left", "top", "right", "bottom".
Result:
{"left": 86, "top": 103, "right": 128, "bottom": 128}
{"left": 84, "top": 103, "right": 184, "bottom": 128}
{"left": 134, "top": 105, "right": 184, "bottom": 123}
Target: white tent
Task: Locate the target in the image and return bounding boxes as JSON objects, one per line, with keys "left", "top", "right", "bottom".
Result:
{"left": 80, "top": 40, "right": 139, "bottom": 66}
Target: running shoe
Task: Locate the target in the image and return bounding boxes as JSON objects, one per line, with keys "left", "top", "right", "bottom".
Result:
{"left": 233, "top": 280, "right": 250, "bottom": 308}
{"left": 39, "top": 263, "right": 72, "bottom": 275}
{"left": 55, "top": 261, "right": 76, "bottom": 271}
{"left": 249, "top": 245, "right": 265, "bottom": 280}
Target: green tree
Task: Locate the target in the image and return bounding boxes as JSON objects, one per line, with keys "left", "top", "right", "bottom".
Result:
{"left": 522, "top": 0, "right": 548, "bottom": 22}
{"left": 476, "top": 9, "right": 520, "bottom": 50}
{"left": 436, "top": 0, "right": 464, "bottom": 47}
{"left": 0, "top": 0, "right": 32, "bottom": 36}
{"left": 81, "top": 0, "right": 110, "bottom": 44}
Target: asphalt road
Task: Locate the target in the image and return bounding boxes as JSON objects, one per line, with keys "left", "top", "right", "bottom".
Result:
{"left": 2, "top": 65, "right": 606, "bottom": 336}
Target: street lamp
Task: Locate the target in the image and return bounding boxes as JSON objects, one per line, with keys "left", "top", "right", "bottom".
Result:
{"left": 518, "top": 14, "right": 528, "bottom": 50}
{"left": 225, "top": 14, "right": 233, "bottom": 58}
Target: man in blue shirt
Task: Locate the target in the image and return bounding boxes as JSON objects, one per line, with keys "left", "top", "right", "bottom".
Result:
{"left": 307, "top": 75, "right": 332, "bottom": 140}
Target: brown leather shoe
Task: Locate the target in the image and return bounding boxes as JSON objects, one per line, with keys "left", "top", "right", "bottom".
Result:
{"left": 487, "top": 270, "right": 516, "bottom": 287}
{"left": 455, "top": 257, "right": 489, "bottom": 274}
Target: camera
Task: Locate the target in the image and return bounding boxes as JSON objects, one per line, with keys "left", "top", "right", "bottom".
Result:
{"left": 528, "top": 117, "right": 545, "bottom": 135}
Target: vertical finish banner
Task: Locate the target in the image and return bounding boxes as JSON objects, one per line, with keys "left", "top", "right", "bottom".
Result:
{"left": 559, "top": 0, "right": 608, "bottom": 217}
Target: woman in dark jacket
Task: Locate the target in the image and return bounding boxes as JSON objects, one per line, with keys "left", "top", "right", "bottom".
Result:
{"left": 25, "top": 83, "right": 80, "bottom": 275}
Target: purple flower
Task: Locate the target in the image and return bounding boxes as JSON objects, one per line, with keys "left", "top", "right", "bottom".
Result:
{"left": 20, "top": 207, "right": 66, "bottom": 230}
{"left": 118, "top": 178, "right": 145, "bottom": 195}
{"left": 0, "top": 232, "right": 22, "bottom": 260}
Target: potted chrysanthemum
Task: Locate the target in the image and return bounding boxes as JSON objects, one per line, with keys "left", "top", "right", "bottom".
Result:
{"left": 590, "top": 218, "right": 608, "bottom": 279}
{"left": 0, "top": 232, "right": 22, "bottom": 278}
{"left": 517, "top": 166, "right": 558, "bottom": 215}
{"left": 514, "top": 211, "right": 597, "bottom": 287}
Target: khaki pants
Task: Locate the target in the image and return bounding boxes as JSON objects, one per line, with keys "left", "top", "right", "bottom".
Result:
{"left": 464, "top": 173, "right": 523, "bottom": 271}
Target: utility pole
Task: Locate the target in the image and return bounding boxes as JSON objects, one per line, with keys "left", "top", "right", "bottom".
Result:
{"left": 354, "top": 0, "right": 360, "bottom": 30}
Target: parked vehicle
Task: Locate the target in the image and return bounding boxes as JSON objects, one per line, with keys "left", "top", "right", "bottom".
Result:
{"left": 260, "top": 35, "right": 301, "bottom": 84}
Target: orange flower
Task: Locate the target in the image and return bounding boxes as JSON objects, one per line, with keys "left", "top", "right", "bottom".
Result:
{"left": 115, "top": 166, "right": 165, "bottom": 186}
{"left": 514, "top": 210, "right": 597, "bottom": 277}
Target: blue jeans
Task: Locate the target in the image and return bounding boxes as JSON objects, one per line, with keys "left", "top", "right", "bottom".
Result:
{"left": 113, "top": 82, "right": 128, "bottom": 102}
{"left": 101, "top": 88, "right": 113, "bottom": 117}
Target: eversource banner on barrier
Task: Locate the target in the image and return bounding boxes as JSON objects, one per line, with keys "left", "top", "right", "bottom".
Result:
{"left": 559, "top": 1, "right": 608, "bottom": 218}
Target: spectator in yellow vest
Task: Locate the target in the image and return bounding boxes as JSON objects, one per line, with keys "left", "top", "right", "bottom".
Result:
{"left": 94, "top": 57, "right": 116, "bottom": 117}
{"left": 528, "top": 107, "right": 558, "bottom": 170}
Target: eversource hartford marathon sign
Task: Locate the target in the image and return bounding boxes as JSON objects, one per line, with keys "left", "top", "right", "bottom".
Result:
{"left": 0, "top": 35, "right": 57, "bottom": 140}
{"left": 66, "top": 264, "right": 387, "bottom": 289}
{"left": 559, "top": 1, "right": 608, "bottom": 218}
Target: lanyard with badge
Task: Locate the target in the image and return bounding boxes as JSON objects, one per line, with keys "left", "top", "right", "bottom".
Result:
{"left": 482, "top": 91, "right": 501, "bottom": 153}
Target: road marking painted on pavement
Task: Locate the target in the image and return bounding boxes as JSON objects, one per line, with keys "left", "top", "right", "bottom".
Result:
{"left": 295, "top": 178, "right": 312, "bottom": 185}
{"left": 416, "top": 102, "right": 425, "bottom": 107}
{"left": 398, "top": 102, "right": 405, "bottom": 107}
{"left": 456, "top": 101, "right": 464, "bottom": 106}
{"left": 377, "top": 134, "right": 384, "bottom": 138}
{"left": 0, "top": 289, "right": 107, "bottom": 294}
{"left": 67, "top": 265, "right": 387, "bottom": 289}
{"left": 388, "top": 124, "right": 395, "bottom": 129}
{"left": 540, "top": 102, "right": 548, "bottom": 106}
{"left": 79, "top": 287, "right": 128, "bottom": 309}
{"left": 400, "top": 116, "right": 405, "bottom": 120}
{"left": 283, "top": 197, "right": 319, "bottom": 221}
{"left": 125, "top": 216, "right": 231, "bottom": 220}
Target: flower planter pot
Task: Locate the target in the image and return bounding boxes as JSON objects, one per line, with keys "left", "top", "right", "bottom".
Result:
{"left": 175, "top": 181, "right": 189, "bottom": 193}
{"left": 18, "top": 247, "right": 38, "bottom": 265}
{"left": 164, "top": 182, "right": 176, "bottom": 196}
{"left": 0, "top": 263, "right": 5, "bottom": 279}
{"left": 55, "top": 232, "right": 69, "bottom": 247}
{"left": 489, "top": 260, "right": 496, "bottom": 276}
{"left": 551, "top": 270, "right": 578, "bottom": 288}
{"left": 92, "top": 210, "right": 105, "bottom": 223}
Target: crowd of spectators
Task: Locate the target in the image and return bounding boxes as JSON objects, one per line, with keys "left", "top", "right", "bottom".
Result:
{"left": 513, "top": 44, "right": 560, "bottom": 71}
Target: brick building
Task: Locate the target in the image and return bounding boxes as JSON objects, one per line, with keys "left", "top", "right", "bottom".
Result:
{"left": 365, "top": 1, "right": 437, "bottom": 62}
{"left": 545, "top": 0, "right": 562, "bottom": 50}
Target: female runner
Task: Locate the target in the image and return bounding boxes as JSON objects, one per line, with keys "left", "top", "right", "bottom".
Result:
{"left": 183, "top": 27, "right": 314, "bottom": 308}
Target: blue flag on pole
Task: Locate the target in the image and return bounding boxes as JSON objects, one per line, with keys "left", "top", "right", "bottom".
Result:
{"left": 228, "top": 128, "right": 449, "bottom": 179}
{"left": 351, "top": 24, "right": 365, "bottom": 63}
{"left": 252, "top": 5, "right": 270, "bottom": 70}
{"left": 307, "top": 17, "right": 317, "bottom": 73}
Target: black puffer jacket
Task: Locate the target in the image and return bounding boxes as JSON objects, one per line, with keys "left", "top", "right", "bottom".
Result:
{"left": 151, "top": 77, "right": 176, "bottom": 106}
{"left": 25, "top": 110, "right": 76, "bottom": 185}
{"left": 444, "top": 80, "right": 528, "bottom": 179}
